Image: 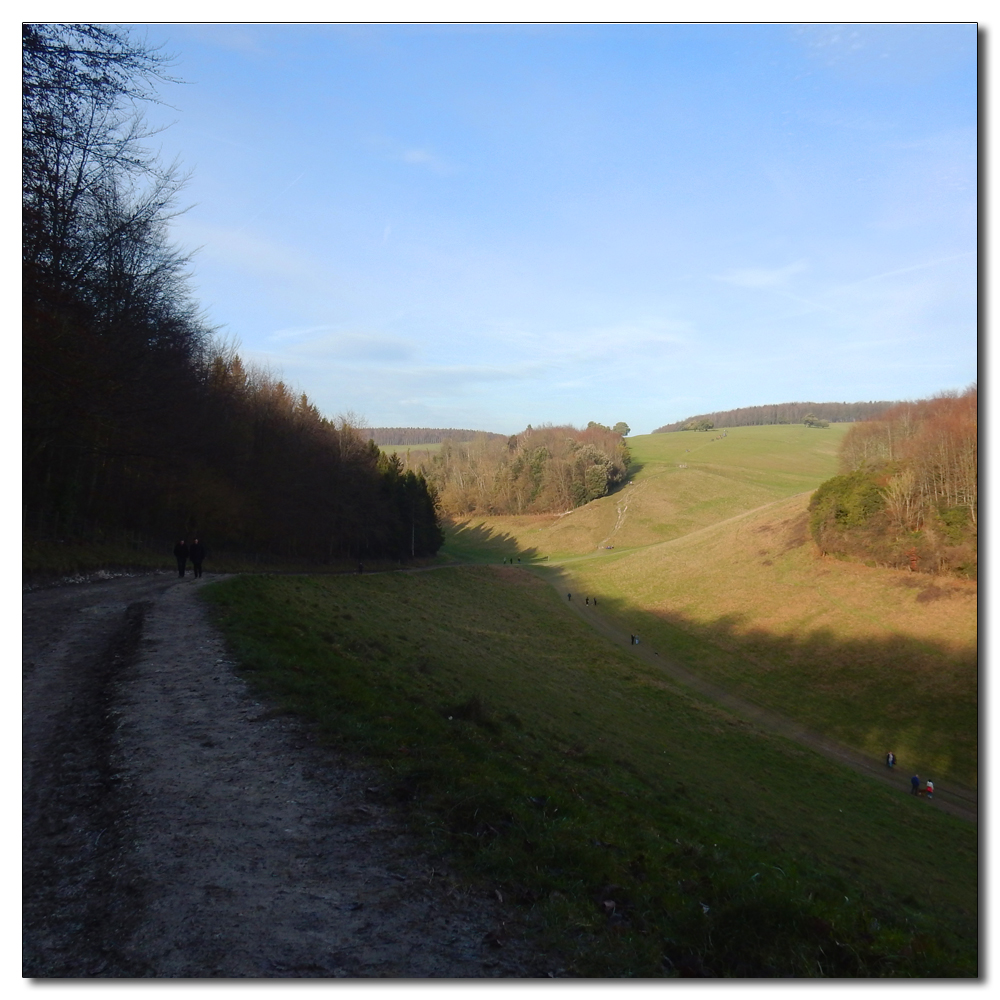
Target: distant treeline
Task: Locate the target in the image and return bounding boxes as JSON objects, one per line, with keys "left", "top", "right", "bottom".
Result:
{"left": 368, "top": 428, "right": 507, "bottom": 446}
{"left": 654, "top": 401, "right": 900, "bottom": 433}
{"left": 421, "top": 422, "right": 631, "bottom": 517}
{"left": 23, "top": 24, "right": 443, "bottom": 564}
{"left": 809, "top": 386, "right": 977, "bottom": 577}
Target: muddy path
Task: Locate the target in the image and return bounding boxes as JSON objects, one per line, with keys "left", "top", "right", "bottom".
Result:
{"left": 23, "top": 574, "right": 548, "bottom": 978}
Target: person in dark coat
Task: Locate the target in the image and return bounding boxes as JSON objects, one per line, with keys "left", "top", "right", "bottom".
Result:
{"left": 910, "top": 774, "right": 920, "bottom": 795}
{"left": 189, "top": 539, "right": 205, "bottom": 578}
{"left": 173, "top": 540, "right": 188, "bottom": 578}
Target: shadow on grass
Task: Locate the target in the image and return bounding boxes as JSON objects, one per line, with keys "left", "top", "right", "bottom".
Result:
{"left": 442, "top": 519, "right": 546, "bottom": 564}
{"left": 535, "top": 565, "right": 977, "bottom": 793}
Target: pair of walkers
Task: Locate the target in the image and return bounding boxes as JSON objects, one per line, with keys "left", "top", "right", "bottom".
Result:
{"left": 909, "top": 774, "right": 934, "bottom": 799}
{"left": 173, "top": 539, "right": 206, "bottom": 578}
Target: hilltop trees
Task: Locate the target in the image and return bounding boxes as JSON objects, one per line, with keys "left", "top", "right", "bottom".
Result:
{"left": 23, "top": 24, "right": 443, "bottom": 564}
{"left": 809, "top": 386, "right": 977, "bottom": 576}
{"left": 422, "top": 424, "right": 631, "bottom": 516}
{"left": 655, "top": 400, "right": 898, "bottom": 433}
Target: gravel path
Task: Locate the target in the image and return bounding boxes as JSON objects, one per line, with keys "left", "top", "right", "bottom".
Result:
{"left": 23, "top": 574, "right": 545, "bottom": 979}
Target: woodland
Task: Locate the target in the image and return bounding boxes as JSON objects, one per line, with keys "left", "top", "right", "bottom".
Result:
{"left": 654, "top": 400, "right": 899, "bottom": 432}
{"left": 368, "top": 427, "right": 507, "bottom": 447}
{"left": 22, "top": 24, "right": 443, "bottom": 564}
{"left": 415, "top": 422, "right": 632, "bottom": 517}
{"left": 809, "top": 386, "right": 977, "bottom": 576}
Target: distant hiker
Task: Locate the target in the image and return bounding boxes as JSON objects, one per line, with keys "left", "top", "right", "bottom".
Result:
{"left": 358, "top": 562, "right": 364, "bottom": 574}
{"left": 189, "top": 538, "right": 205, "bottom": 578}
{"left": 173, "top": 540, "right": 188, "bottom": 578}
{"left": 593, "top": 597, "right": 597, "bottom": 606}
{"left": 517, "top": 557, "right": 521, "bottom": 564}
{"left": 910, "top": 774, "right": 920, "bottom": 796}
{"left": 924, "top": 780, "right": 934, "bottom": 799}
{"left": 886, "top": 751, "right": 896, "bottom": 769}
{"left": 585, "top": 597, "right": 590, "bottom": 605}
{"left": 568, "top": 593, "right": 572, "bottom": 601}
{"left": 630, "top": 634, "right": 635, "bottom": 645}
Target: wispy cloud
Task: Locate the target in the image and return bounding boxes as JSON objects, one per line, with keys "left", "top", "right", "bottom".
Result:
{"left": 265, "top": 329, "right": 418, "bottom": 364}
{"left": 399, "top": 147, "right": 454, "bottom": 174}
{"left": 714, "top": 262, "right": 808, "bottom": 289}
{"left": 844, "top": 251, "right": 976, "bottom": 288}
{"left": 364, "top": 134, "right": 457, "bottom": 175}
{"left": 185, "top": 24, "right": 270, "bottom": 55}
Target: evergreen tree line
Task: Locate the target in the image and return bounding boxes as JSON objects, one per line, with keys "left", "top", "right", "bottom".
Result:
{"left": 417, "top": 423, "right": 631, "bottom": 516}
{"left": 808, "top": 386, "right": 977, "bottom": 577}
{"left": 23, "top": 23, "right": 443, "bottom": 563}
{"left": 653, "top": 400, "right": 900, "bottom": 433}
{"left": 367, "top": 427, "right": 507, "bottom": 447}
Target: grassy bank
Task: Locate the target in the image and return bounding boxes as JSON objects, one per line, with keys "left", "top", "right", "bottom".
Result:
{"left": 202, "top": 568, "right": 977, "bottom": 977}
{"left": 544, "top": 494, "right": 978, "bottom": 790}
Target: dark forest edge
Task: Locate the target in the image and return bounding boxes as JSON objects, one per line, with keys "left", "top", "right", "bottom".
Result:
{"left": 23, "top": 24, "right": 443, "bottom": 568}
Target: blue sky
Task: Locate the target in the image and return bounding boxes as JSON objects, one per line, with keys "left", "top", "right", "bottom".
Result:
{"left": 136, "top": 22, "right": 977, "bottom": 435}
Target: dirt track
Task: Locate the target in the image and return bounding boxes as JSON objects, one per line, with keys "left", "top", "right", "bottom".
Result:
{"left": 22, "top": 573, "right": 545, "bottom": 979}
{"left": 23, "top": 563, "right": 975, "bottom": 977}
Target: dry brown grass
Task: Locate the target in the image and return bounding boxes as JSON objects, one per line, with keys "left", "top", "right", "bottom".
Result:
{"left": 561, "top": 494, "right": 978, "bottom": 786}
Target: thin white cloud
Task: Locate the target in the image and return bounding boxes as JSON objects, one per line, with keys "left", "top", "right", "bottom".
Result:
{"left": 269, "top": 324, "right": 335, "bottom": 342}
{"left": 400, "top": 147, "right": 455, "bottom": 175}
{"left": 714, "top": 262, "right": 808, "bottom": 289}
{"left": 184, "top": 24, "right": 269, "bottom": 55}
{"left": 364, "top": 134, "right": 457, "bottom": 175}
{"left": 264, "top": 331, "right": 418, "bottom": 364}
{"left": 844, "top": 251, "right": 976, "bottom": 288}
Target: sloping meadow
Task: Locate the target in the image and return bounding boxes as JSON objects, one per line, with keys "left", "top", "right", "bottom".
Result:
{"left": 202, "top": 567, "right": 976, "bottom": 977}
{"left": 559, "top": 493, "right": 978, "bottom": 790}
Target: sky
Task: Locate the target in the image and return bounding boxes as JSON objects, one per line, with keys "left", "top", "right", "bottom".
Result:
{"left": 132, "top": 21, "right": 978, "bottom": 435}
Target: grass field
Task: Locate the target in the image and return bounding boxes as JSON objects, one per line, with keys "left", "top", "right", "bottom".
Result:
{"left": 203, "top": 568, "right": 977, "bottom": 977}
{"left": 441, "top": 427, "right": 978, "bottom": 790}
{"left": 446, "top": 424, "right": 850, "bottom": 559}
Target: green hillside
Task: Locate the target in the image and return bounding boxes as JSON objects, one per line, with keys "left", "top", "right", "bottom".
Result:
{"left": 204, "top": 568, "right": 977, "bottom": 977}
{"left": 444, "top": 425, "right": 848, "bottom": 560}
{"left": 441, "top": 424, "right": 977, "bottom": 789}
{"left": 200, "top": 419, "right": 977, "bottom": 976}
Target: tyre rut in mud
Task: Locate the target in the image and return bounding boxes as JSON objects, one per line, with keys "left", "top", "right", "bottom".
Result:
{"left": 23, "top": 600, "right": 151, "bottom": 977}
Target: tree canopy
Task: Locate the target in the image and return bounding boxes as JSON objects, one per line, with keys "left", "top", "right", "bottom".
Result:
{"left": 23, "top": 23, "right": 443, "bottom": 563}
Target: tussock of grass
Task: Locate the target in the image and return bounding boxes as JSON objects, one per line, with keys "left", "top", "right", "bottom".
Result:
{"left": 203, "top": 568, "right": 977, "bottom": 978}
